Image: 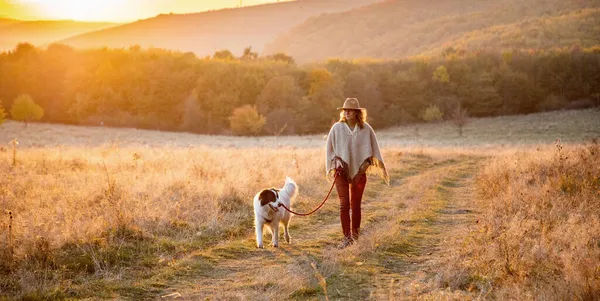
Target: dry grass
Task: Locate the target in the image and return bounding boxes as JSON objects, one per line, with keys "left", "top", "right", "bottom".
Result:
{"left": 0, "top": 145, "right": 329, "bottom": 298}
{"left": 0, "top": 109, "right": 598, "bottom": 299}
{"left": 1, "top": 108, "right": 598, "bottom": 149}
{"left": 437, "top": 141, "right": 600, "bottom": 300}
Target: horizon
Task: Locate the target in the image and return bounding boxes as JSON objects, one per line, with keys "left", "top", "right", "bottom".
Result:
{"left": 0, "top": 0, "right": 293, "bottom": 22}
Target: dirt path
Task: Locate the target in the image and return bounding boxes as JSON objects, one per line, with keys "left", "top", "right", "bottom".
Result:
{"left": 157, "top": 153, "right": 483, "bottom": 300}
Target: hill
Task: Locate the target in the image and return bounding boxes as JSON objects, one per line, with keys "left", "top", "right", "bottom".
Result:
{"left": 264, "top": 0, "right": 600, "bottom": 62}
{"left": 0, "top": 20, "right": 118, "bottom": 52}
{"left": 59, "top": 0, "right": 382, "bottom": 57}
{"left": 0, "top": 17, "right": 19, "bottom": 28}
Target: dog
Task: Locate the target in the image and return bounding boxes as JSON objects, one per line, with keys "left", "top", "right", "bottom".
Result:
{"left": 253, "top": 177, "right": 298, "bottom": 248}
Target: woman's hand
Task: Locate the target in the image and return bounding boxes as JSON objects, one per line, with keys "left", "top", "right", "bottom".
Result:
{"left": 352, "top": 161, "right": 370, "bottom": 184}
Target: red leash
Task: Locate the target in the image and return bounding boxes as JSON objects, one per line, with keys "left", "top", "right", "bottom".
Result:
{"left": 278, "top": 170, "right": 340, "bottom": 216}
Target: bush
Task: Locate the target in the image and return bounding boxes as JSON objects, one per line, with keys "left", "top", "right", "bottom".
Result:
{"left": 10, "top": 94, "right": 44, "bottom": 125}
{"left": 228, "top": 105, "right": 266, "bottom": 136}
{"left": 421, "top": 104, "right": 444, "bottom": 122}
{"left": 0, "top": 103, "right": 6, "bottom": 125}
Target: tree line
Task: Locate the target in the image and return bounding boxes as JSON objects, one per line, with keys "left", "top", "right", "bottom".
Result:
{"left": 1, "top": 43, "right": 599, "bottom": 135}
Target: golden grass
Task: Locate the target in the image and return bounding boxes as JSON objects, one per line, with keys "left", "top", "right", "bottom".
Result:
{"left": 0, "top": 144, "right": 329, "bottom": 297}
{"left": 0, "top": 109, "right": 598, "bottom": 299}
{"left": 438, "top": 141, "right": 600, "bottom": 300}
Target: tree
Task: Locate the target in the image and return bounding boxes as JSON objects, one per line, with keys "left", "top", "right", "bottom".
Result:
{"left": 256, "top": 75, "right": 303, "bottom": 113}
{"left": 10, "top": 94, "right": 44, "bottom": 126}
{"left": 343, "top": 70, "right": 385, "bottom": 126}
{"left": 264, "top": 108, "right": 294, "bottom": 136}
{"left": 0, "top": 103, "right": 6, "bottom": 126}
{"left": 180, "top": 88, "right": 202, "bottom": 132}
{"left": 241, "top": 46, "right": 258, "bottom": 61}
{"left": 265, "top": 52, "right": 295, "bottom": 64}
{"left": 450, "top": 103, "right": 469, "bottom": 137}
{"left": 307, "top": 68, "right": 334, "bottom": 95}
{"left": 229, "top": 105, "right": 265, "bottom": 136}
{"left": 12, "top": 43, "right": 37, "bottom": 59}
{"left": 213, "top": 49, "right": 235, "bottom": 60}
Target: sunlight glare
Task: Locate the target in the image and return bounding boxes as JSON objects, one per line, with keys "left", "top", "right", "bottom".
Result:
{"left": 20, "top": 0, "right": 127, "bottom": 22}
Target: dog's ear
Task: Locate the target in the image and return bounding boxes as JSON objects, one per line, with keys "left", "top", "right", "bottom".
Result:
{"left": 259, "top": 190, "right": 277, "bottom": 206}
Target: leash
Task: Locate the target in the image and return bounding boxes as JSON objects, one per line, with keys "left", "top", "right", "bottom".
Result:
{"left": 278, "top": 168, "right": 341, "bottom": 216}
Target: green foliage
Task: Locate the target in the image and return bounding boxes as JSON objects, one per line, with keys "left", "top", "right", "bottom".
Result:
{"left": 256, "top": 75, "right": 303, "bottom": 113}
{"left": 307, "top": 68, "right": 334, "bottom": 95}
{"left": 0, "top": 102, "right": 6, "bottom": 125}
{"left": 0, "top": 43, "right": 599, "bottom": 134}
{"left": 229, "top": 105, "right": 266, "bottom": 136}
{"left": 213, "top": 49, "right": 235, "bottom": 60}
{"left": 241, "top": 46, "right": 258, "bottom": 61}
{"left": 432, "top": 65, "right": 449, "bottom": 83}
{"left": 421, "top": 104, "right": 444, "bottom": 122}
{"left": 265, "top": 52, "right": 295, "bottom": 64}
{"left": 10, "top": 94, "right": 44, "bottom": 124}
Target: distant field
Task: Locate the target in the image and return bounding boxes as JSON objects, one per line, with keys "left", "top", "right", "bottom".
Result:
{"left": 0, "top": 109, "right": 598, "bottom": 300}
{"left": 1, "top": 109, "right": 598, "bottom": 149}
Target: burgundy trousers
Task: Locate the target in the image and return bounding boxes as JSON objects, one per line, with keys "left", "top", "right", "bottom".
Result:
{"left": 335, "top": 172, "right": 367, "bottom": 240}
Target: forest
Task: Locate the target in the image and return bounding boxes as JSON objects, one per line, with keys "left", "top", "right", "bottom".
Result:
{"left": 1, "top": 43, "right": 599, "bottom": 135}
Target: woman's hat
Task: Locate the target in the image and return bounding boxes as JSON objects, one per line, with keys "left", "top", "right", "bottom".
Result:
{"left": 337, "top": 98, "right": 365, "bottom": 110}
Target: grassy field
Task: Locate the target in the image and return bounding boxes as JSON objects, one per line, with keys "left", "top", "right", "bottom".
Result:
{"left": 0, "top": 108, "right": 599, "bottom": 300}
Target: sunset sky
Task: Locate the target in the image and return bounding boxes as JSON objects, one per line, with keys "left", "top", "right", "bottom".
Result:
{"left": 0, "top": 0, "right": 290, "bottom": 22}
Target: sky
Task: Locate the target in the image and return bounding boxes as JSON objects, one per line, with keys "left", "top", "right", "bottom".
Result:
{"left": 0, "top": 0, "right": 289, "bottom": 22}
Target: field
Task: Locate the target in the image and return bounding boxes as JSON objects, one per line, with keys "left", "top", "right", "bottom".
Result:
{"left": 1, "top": 108, "right": 599, "bottom": 300}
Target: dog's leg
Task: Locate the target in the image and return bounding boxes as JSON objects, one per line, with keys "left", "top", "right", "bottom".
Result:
{"left": 270, "top": 223, "right": 279, "bottom": 247}
{"left": 282, "top": 217, "right": 291, "bottom": 244}
{"left": 255, "top": 220, "right": 264, "bottom": 248}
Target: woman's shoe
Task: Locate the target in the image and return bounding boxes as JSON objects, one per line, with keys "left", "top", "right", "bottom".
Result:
{"left": 337, "top": 237, "right": 354, "bottom": 249}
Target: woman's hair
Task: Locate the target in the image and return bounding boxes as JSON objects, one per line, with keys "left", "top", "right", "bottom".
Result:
{"left": 339, "top": 109, "right": 368, "bottom": 128}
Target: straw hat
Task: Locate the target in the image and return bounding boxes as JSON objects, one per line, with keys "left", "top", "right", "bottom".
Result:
{"left": 337, "top": 98, "right": 365, "bottom": 110}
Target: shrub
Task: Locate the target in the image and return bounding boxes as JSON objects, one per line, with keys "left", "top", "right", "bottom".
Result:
{"left": 10, "top": 94, "right": 44, "bottom": 125}
{"left": 229, "top": 105, "right": 266, "bottom": 136}
{"left": 0, "top": 103, "right": 6, "bottom": 125}
{"left": 421, "top": 104, "right": 444, "bottom": 122}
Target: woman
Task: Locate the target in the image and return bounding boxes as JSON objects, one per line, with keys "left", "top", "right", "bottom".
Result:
{"left": 326, "top": 97, "right": 389, "bottom": 248}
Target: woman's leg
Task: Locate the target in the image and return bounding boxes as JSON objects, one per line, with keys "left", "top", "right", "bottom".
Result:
{"left": 335, "top": 175, "right": 351, "bottom": 240}
{"left": 350, "top": 173, "right": 367, "bottom": 240}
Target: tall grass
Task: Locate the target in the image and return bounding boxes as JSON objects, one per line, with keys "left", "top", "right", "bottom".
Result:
{"left": 0, "top": 145, "right": 325, "bottom": 298}
{"left": 441, "top": 141, "right": 600, "bottom": 300}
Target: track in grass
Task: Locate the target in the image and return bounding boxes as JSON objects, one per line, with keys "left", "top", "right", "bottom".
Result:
{"left": 150, "top": 153, "right": 483, "bottom": 300}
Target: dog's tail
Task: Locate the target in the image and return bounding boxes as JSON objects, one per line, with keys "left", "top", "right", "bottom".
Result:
{"left": 283, "top": 177, "right": 298, "bottom": 198}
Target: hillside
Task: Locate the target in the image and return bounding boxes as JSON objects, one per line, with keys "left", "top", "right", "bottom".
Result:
{"left": 0, "top": 17, "right": 19, "bottom": 28}
{"left": 264, "top": 0, "right": 600, "bottom": 62}
{"left": 60, "top": 0, "right": 383, "bottom": 57}
{"left": 0, "top": 20, "right": 118, "bottom": 52}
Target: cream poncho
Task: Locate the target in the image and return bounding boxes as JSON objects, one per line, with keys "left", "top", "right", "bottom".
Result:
{"left": 326, "top": 121, "right": 389, "bottom": 185}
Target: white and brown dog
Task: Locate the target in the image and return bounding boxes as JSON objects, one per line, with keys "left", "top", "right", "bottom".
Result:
{"left": 253, "top": 177, "right": 298, "bottom": 248}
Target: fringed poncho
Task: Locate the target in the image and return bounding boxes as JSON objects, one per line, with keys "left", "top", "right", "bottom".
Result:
{"left": 326, "top": 121, "right": 389, "bottom": 185}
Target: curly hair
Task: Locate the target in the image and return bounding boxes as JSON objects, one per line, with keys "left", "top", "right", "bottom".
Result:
{"left": 339, "top": 109, "right": 368, "bottom": 128}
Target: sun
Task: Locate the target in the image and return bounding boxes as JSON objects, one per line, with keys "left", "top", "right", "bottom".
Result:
{"left": 23, "top": 0, "right": 128, "bottom": 22}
